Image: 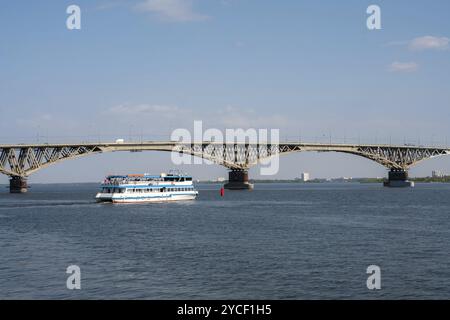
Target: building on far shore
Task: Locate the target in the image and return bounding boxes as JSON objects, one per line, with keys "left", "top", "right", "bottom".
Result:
{"left": 301, "top": 172, "right": 310, "bottom": 182}
{"left": 432, "top": 170, "right": 444, "bottom": 178}
{"left": 216, "top": 177, "right": 226, "bottom": 182}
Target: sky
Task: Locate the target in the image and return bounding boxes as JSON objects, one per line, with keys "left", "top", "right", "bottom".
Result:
{"left": 1, "top": 0, "right": 450, "bottom": 183}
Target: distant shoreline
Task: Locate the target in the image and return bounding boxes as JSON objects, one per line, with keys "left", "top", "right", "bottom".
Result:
{"left": 2, "top": 177, "right": 448, "bottom": 186}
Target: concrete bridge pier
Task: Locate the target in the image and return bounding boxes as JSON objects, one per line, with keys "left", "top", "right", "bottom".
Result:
{"left": 224, "top": 169, "right": 254, "bottom": 190}
{"left": 10, "top": 176, "right": 28, "bottom": 193}
{"left": 383, "top": 169, "right": 414, "bottom": 188}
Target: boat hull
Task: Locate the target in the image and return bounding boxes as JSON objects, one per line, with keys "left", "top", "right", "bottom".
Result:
{"left": 96, "top": 192, "right": 198, "bottom": 203}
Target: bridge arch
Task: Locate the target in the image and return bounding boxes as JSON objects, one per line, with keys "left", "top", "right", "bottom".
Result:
{"left": 1, "top": 141, "right": 449, "bottom": 192}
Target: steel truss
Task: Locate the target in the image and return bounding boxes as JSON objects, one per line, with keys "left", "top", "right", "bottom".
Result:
{"left": 0, "top": 142, "right": 448, "bottom": 177}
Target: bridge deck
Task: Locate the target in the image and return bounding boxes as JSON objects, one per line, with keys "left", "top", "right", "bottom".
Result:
{"left": 1, "top": 141, "right": 449, "bottom": 178}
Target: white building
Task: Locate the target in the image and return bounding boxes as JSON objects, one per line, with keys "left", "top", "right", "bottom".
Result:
{"left": 301, "top": 172, "right": 310, "bottom": 182}
{"left": 432, "top": 170, "right": 444, "bottom": 178}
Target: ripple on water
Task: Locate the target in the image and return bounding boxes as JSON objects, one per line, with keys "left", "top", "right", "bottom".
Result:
{"left": 1, "top": 183, "right": 450, "bottom": 299}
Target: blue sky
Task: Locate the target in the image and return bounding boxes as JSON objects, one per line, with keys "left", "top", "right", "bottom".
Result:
{"left": 1, "top": 0, "right": 450, "bottom": 182}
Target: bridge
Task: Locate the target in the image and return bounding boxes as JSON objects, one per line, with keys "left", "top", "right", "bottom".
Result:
{"left": 1, "top": 141, "right": 449, "bottom": 192}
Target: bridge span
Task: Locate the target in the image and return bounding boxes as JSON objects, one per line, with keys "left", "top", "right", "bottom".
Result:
{"left": 1, "top": 141, "right": 449, "bottom": 192}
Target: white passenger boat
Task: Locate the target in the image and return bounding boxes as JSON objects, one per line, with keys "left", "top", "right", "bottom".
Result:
{"left": 95, "top": 171, "right": 198, "bottom": 203}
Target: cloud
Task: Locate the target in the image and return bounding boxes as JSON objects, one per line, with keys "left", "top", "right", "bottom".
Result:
{"left": 135, "top": 0, "right": 209, "bottom": 22}
{"left": 409, "top": 36, "right": 449, "bottom": 51}
{"left": 385, "top": 40, "right": 408, "bottom": 47}
{"left": 216, "top": 106, "right": 291, "bottom": 129}
{"left": 388, "top": 62, "right": 418, "bottom": 73}
{"left": 109, "top": 103, "right": 184, "bottom": 118}
{"left": 106, "top": 103, "right": 291, "bottom": 132}
{"left": 16, "top": 114, "right": 53, "bottom": 127}
{"left": 387, "top": 36, "right": 449, "bottom": 51}
{"left": 94, "top": 0, "right": 127, "bottom": 11}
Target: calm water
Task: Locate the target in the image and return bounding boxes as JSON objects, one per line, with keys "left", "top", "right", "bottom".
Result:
{"left": 0, "top": 182, "right": 449, "bottom": 299}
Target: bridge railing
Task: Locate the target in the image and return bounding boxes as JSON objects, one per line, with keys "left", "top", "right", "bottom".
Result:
{"left": 1, "top": 134, "right": 448, "bottom": 149}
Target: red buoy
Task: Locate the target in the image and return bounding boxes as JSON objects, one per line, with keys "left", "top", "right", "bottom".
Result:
{"left": 220, "top": 187, "right": 225, "bottom": 197}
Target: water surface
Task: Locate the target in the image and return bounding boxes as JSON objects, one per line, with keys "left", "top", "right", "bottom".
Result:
{"left": 0, "top": 182, "right": 449, "bottom": 299}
